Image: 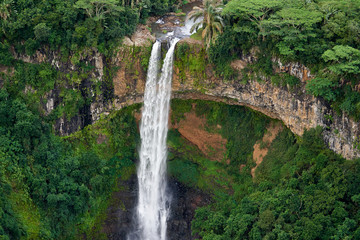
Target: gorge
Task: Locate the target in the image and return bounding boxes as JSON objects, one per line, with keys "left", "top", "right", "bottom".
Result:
{"left": 2, "top": 26, "right": 360, "bottom": 239}
{"left": 1, "top": 0, "right": 360, "bottom": 239}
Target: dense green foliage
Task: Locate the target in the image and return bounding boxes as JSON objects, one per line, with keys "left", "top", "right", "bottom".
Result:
{"left": 0, "top": 87, "right": 139, "bottom": 239}
{"left": 169, "top": 100, "right": 360, "bottom": 240}
{"left": 0, "top": 0, "right": 181, "bottom": 55}
{"left": 220, "top": 0, "right": 360, "bottom": 64}
{"left": 169, "top": 99, "right": 268, "bottom": 194}
{"left": 192, "top": 128, "right": 360, "bottom": 239}
{"left": 208, "top": 0, "right": 360, "bottom": 117}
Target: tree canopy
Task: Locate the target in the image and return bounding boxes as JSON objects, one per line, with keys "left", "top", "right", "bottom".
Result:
{"left": 0, "top": 0, "right": 179, "bottom": 55}
{"left": 0, "top": 86, "right": 139, "bottom": 239}
{"left": 208, "top": 0, "right": 360, "bottom": 118}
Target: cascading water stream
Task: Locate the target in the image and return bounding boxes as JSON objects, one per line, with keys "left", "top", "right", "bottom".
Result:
{"left": 134, "top": 38, "right": 180, "bottom": 240}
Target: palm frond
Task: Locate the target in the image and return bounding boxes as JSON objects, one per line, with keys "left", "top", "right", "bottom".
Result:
{"left": 202, "top": 26, "right": 209, "bottom": 39}
{"left": 188, "top": 0, "right": 225, "bottom": 50}
{"left": 190, "top": 22, "right": 202, "bottom": 33}
{"left": 214, "top": 16, "right": 224, "bottom": 26}
{"left": 213, "top": 22, "right": 223, "bottom": 33}
{"left": 188, "top": 10, "right": 203, "bottom": 20}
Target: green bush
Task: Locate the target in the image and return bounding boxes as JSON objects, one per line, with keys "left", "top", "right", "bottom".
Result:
{"left": 0, "top": 41, "right": 14, "bottom": 66}
{"left": 168, "top": 159, "right": 199, "bottom": 187}
{"left": 339, "top": 88, "right": 360, "bottom": 119}
{"left": 0, "top": 88, "right": 140, "bottom": 238}
{"left": 306, "top": 77, "right": 338, "bottom": 101}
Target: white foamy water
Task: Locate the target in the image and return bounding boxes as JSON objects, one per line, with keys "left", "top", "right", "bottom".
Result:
{"left": 181, "top": 15, "right": 203, "bottom": 36}
{"left": 135, "top": 38, "right": 180, "bottom": 240}
{"left": 156, "top": 18, "right": 165, "bottom": 24}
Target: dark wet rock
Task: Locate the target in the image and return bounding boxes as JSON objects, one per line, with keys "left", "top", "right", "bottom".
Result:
{"left": 167, "top": 180, "right": 211, "bottom": 240}
{"left": 95, "top": 175, "right": 211, "bottom": 240}
{"left": 104, "top": 176, "right": 137, "bottom": 240}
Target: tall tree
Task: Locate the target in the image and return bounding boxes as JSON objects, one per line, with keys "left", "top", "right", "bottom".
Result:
{"left": 261, "top": 7, "right": 323, "bottom": 57}
{"left": 222, "top": 0, "right": 283, "bottom": 39}
{"left": 74, "top": 0, "right": 123, "bottom": 21}
{"left": 322, "top": 45, "right": 360, "bottom": 82}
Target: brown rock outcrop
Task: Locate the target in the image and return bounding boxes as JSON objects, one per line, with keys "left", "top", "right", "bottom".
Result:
{"left": 122, "top": 24, "right": 155, "bottom": 47}
{"left": 108, "top": 40, "right": 360, "bottom": 159}
{"left": 7, "top": 36, "right": 359, "bottom": 159}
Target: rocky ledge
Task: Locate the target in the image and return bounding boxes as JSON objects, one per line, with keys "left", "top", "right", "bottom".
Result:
{"left": 4, "top": 33, "right": 359, "bottom": 159}
{"left": 107, "top": 40, "right": 360, "bottom": 160}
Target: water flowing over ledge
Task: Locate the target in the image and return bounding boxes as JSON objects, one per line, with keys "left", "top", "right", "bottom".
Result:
{"left": 130, "top": 38, "right": 180, "bottom": 240}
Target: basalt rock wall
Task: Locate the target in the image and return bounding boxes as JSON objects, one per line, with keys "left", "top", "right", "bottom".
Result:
{"left": 4, "top": 34, "right": 359, "bottom": 159}
{"left": 109, "top": 39, "right": 360, "bottom": 159}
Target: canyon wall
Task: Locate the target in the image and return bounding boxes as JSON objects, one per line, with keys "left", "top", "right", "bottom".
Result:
{"left": 4, "top": 30, "right": 360, "bottom": 159}
{"left": 107, "top": 38, "right": 360, "bottom": 160}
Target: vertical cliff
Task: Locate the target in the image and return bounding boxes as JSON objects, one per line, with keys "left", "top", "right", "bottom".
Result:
{"left": 110, "top": 39, "right": 360, "bottom": 159}
{"left": 3, "top": 34, "right": 359, "bottom": 159}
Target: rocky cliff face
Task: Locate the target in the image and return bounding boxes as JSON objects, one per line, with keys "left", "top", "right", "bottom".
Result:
{"left": 175, "top": 74, "right": 359, "bottom": 160}
{"left": 109, "top": 39, "right": 360, "bottom": 160}
{"left": 6, "top": 33, "right": 359, "bottom": 159}
{"left": 6, "top": 24, "right": 154, "bottom": 136}
{"left": 10, "top": 44, "right": 106, "bottom": 135}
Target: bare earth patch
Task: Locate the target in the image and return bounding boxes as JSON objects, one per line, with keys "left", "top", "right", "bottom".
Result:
{"left": 251, "top": 122, "right": 283, "bottom": 178}
{"left": 230, "top": 59, "right": 248, "bottom": 72}
{"left": 96, "top": 134, "right": 108, "bottom": 144}
{"left": 175, "top": 111, "right": 227, "bottom": 162}
{"left": 135, "top": 107, "right": 227, "bottom": 161}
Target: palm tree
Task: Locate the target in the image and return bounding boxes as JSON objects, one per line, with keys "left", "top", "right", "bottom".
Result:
{"left": 188, "top": 0, "right": 225, "bottom": 49}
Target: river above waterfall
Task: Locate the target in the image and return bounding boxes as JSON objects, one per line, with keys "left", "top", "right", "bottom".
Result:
{"left": 150, "top": 1, "right": 203, "bottom": 41}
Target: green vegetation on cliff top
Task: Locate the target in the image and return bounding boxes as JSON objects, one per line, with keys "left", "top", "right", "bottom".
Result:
{"left": 208, "top": 0, "right": 360, "bottom": 118}
{"left": 1, "top": 0, "right": 360, "bottom": 120}
{"left": 0, "top": 0, "right": 182, "bottom": 57}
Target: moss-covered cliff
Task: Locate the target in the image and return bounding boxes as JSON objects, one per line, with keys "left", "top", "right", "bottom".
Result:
{"left": 103, "top": 39, "right": 359, "bottom": 159}
{"left": 2, "top": 33, "right": 359, "bottom": 159}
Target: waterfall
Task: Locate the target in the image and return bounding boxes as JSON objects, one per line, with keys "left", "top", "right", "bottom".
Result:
{"left": 134, "top": 38, "right": 180, "bottom": 240}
